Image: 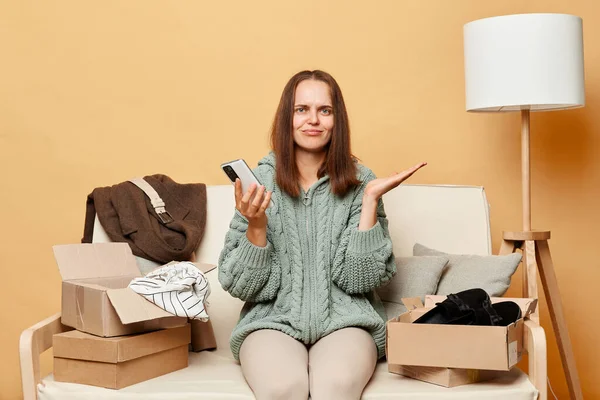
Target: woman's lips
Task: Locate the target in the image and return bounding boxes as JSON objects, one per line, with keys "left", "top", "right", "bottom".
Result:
{"left": 303, "top": 130, "right": 323, "bottom": 136}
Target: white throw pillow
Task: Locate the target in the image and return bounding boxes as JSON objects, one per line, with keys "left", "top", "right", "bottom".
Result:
{"left": 413, "top": 243, "right": 521, "bottom": 296}
{"left": 377, "top": 256, "right": 448, "bottom": 319}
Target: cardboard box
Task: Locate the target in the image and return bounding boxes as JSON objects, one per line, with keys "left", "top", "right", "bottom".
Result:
{"left": 386, "top": 295, "right": 537, "bottom": 372}
{"left": 53, "top": 324, "right": 191, "bottom": 389}
{"left": 388, "top": 364, "right": 501, "bottom": 388}
{"left": 53, "top": 243, "right": 189, "bottom": 337}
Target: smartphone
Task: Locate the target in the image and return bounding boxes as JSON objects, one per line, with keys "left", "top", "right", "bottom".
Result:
{"left": 221, "top": 159, "right": 274, "bottom": 208}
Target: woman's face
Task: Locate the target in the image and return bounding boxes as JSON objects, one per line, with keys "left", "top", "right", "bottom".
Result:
{"left": 292, "top": 79, "right": 334, "bottom": 154}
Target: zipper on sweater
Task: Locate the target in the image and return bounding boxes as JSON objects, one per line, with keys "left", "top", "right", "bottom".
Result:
{"left": 305, "top": 191, "right": 311, "bottom": 342}
{"left": 303, "top": 190, "right": 312, "bottom": 343}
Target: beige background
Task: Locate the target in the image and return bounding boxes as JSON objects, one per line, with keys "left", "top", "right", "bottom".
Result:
{"left": 1, "top": 1, "right": 599, "bottom": 399}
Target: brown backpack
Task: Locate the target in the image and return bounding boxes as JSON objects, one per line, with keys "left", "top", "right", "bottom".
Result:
{"left": 82, "top": 174, "right": 207, "bottom": 264}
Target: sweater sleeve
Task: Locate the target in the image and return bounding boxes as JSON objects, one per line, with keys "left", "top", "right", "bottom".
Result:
{"left": 331, "top": 171, "right": 396, "bottom": 294}
{"left": 217, "top": 209, "right": 281, "bottom": 302}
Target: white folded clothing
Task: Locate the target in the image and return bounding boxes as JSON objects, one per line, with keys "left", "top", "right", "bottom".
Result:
{"left": 128, "top": 261, "right": 210, "bottom": 321}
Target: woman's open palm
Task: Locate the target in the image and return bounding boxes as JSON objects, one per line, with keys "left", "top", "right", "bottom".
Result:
{"left": 364, "top": 162, "right": 427, "bottom": 200}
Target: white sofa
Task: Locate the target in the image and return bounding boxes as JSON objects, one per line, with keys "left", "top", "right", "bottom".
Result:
{"left": 20, "top": 184, "right": 547, "bottom": 400}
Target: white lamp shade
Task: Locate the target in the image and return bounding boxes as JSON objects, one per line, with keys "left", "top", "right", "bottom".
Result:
{"left": 464, "top": 13, "right": 585, "bottom": 112}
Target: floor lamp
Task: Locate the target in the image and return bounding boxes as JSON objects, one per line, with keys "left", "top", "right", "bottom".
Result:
{"left": 463, "top": 13, "right": 585, "bottom": 399}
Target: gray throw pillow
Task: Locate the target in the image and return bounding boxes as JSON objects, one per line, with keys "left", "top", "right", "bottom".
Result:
{"left": 413, "top": 243, "right": 522, "bottom": 296}
{"left": 377, "top": 256, "right": 448, "bottom": 319}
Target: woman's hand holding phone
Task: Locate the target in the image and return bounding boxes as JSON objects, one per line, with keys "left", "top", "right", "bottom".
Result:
{"left": 235, "top": 178, "right": 272, "bottom": 247}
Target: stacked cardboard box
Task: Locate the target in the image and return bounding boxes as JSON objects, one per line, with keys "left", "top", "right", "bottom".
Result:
{"left": 386, "top": 295, "right": 537, "bottom": 387}
{"left": 51, "top": 243, "right": 212, "bottom": 389}
{"left": 53, "top": 324, "right": 191, "bottom": 389}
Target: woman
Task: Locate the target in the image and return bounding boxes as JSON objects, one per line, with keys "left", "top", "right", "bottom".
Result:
{"left": 218, "top": 70, "right": 426, "bottom": 400}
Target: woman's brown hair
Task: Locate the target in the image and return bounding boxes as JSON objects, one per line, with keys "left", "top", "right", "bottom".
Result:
{"left": 270, "top": 70, "right": 360, "bottom": 198}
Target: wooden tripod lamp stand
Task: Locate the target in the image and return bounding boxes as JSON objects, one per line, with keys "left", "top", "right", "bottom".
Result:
{"left": 463, "top": 13, "right": 585, "bottom": 399}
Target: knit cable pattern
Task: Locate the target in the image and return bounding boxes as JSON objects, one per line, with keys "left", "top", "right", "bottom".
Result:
{"left": 217, "top": 214, "right": 281, "bottom": 302}
{"left": 331, "top": 171, "right": 397, "bottom": 294}
{"left": 217, "top": 153, "right": 396, "bottom": 360}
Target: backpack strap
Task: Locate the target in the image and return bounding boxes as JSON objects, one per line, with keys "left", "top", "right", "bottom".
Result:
{"left": 129, "top": 177, "right": 174, "bottom": 224}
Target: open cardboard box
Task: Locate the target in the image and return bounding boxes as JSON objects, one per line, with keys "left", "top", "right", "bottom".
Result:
{"left": 53, "top": 324, "right": 191, "bottom": 389}
{"left": 386, "top": 295, "right": 537, "bottom": 386}
{"left": 53, "top": 243, "right": 214, "bottom": 337}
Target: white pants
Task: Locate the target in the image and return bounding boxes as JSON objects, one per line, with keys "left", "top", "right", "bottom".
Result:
{"left": 239, "top": 328, "right": 378, "bottom": 400}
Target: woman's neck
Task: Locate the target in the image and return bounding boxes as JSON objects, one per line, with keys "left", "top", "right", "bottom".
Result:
{"left": 295, "top": 148, "right": 326, "bottom": 192}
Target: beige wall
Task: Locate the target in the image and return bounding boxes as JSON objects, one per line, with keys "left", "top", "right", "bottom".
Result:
{"left": 1, "top": 1, "right": 599, "bottom": 398}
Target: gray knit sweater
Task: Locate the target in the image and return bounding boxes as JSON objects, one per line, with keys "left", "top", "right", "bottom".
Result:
{"left": 217, "top": 152, "right": 396, "bottom": 360}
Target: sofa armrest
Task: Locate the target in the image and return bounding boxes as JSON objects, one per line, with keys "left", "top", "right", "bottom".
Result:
{"left": 19, "top": 313, "right": 72, "bottom": 400}
{"left": 524, "top": 318, "right": 547, "bottom": 400}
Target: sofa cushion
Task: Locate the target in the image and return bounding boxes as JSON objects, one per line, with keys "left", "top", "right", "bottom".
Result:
{"left": 39, "top": 353, "right": 538, "bottom": 400}
{"left": 362, "top": 361, "right": 538, "bottom": 399}
{"left": 377, "top": 256, "right": 448, "bottom": 318}
{"left": 413, "top": 243, "right": 521, "bottom": 296}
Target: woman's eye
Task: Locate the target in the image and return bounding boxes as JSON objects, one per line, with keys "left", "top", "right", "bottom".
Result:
{"left": 295, "top": 107, "right": 305, "bottom": 113}
{"left": 321, "top": 108, "right": 332, "bottom": 115}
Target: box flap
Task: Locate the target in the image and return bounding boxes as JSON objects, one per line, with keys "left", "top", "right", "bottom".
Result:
{"left": 106, "top": 287, "right": 175, "bottom": 324}
{"left": 401, "top": 297, "right": 424, "bottom": 310}
{"left": 191, "top": 262, "right": 217, "bottom": 274}
{"left": 425, "top": 295, "right": 537, "bottom": 316}
{"left": 521, "top": 298, "right": 538, "bottom": 318}
{"left": 53, "top": 243, "right": 140, "bottom": 281}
